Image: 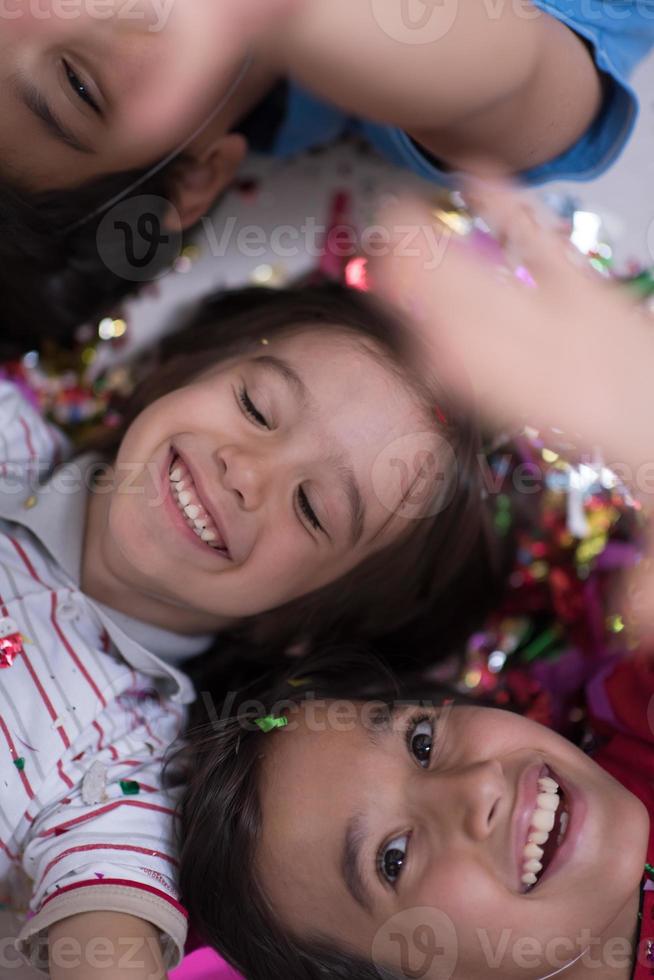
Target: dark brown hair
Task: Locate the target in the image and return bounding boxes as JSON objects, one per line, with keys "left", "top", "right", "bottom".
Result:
{"left": 0, "top": 164, "right": 176, "bottom": 357}
{"left": 88, "top": 283, "right": 508, "bottom": 681}
{"left": 175, "top": 648, "right": 486, "bottom": 980}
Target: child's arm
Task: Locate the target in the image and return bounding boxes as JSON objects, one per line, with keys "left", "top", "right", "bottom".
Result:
{"left": 49, "top": 913, "right": 165, "bottom": 980}
{"left": 257, "top": 0, "right": 602, "bottom": 172}
{"left": 376, "top": 182, "right": 654, "bottom": 630}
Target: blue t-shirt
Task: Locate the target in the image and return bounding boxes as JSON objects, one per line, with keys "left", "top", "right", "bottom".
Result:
{"left": 242, "top": 0, "right": 654, "bottom": 186}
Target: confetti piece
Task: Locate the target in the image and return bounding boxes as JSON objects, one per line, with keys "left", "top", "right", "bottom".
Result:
{"left": 120, "top": 780, "right": 140, "bottom": 796}
{"left": 255, "top": 716, "right": 288, "bottom": 733}
{"left": 82, "top": 761, "right": 108, "bottom": 805}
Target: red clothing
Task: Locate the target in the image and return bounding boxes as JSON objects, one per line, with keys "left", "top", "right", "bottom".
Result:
{"left": 587, "top": 653, "right": 654, "bottom": 979}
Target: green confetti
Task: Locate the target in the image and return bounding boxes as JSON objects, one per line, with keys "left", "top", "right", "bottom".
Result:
{"left": 13, "top": 757, "right": 25, "bottom": 772}
{"left": 255, "top": 715, "right": 288, "bottom": 733}
{"left": 119, "top": 780, "right": 140, "bottom": 796}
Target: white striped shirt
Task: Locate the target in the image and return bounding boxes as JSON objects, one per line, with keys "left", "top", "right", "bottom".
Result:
{"left": 0, "top": 381, "right": 211, "bottom": 973}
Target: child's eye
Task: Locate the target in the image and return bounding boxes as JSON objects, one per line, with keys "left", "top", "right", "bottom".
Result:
{"left": 238, "top": 386, "right": 270, "bottom": 429}
{"left": 297, "top": 487, "right": 324, "bottom": 533}
{"left": 407, "top": 716, "right": 434, "bottom": 769}
{"left": 62, "top": 59, "right": 101, "bottom": 114}
{"left": 378, "top": 833, "right": 409, "bottom": 886}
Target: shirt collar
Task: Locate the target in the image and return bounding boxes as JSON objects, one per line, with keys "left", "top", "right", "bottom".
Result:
{"left": 0, "top": 452, "right": 211, "bottom": 702}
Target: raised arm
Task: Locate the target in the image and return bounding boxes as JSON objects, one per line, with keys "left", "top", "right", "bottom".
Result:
{"left": 376, "top": 182, "right": 654, "bottom": 630}
{"left": 256, "top": 0, "right": 602, "bottom": 171}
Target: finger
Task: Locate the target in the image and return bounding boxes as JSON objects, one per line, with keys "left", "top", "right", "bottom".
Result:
{"left": 462, "top": 176, "right": 583, "bottom": 288}
{"left": 374, "top": 197, "right": 537, "bottom": 407}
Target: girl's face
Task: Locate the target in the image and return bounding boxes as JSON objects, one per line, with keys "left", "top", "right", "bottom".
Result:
{"left": 0, "top": 0, "right": 257, "bottom": 189}
{"left": 257, "top": 700, "right": 649, "bottom": 980}
{"left": 96, "top": 327, "right": 436, "bottom": 626}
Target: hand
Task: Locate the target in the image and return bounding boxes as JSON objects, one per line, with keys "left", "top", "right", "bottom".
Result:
{"left": 375, "top": 182, "right": 654, "bottom": 634}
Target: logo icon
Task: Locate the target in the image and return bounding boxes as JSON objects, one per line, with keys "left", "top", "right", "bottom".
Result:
{"left": 372, "top": 907, "right": 458, "bottom": 980}
{"left": 370, "top": 0, "right": 459, "bottom": 44}
{"left": 371, "top": 431, "right": 457, "bottom": 520}
{"left": 96, "top": 194, "right": 182, "bottom": 283}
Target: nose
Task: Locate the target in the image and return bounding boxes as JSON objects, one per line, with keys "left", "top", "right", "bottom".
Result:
{"left": 217, "top": 444, "right": 268, "bottom": 511}
{"left": 419, "top": 759, "right": 506, "bottom": 842}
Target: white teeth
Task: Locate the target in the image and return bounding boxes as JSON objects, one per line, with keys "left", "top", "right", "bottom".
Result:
{"left": 536, "top": 792, "right": 560, "bottom": 812}
{"left": 520, "top": 776, "right": 566, "bottom": 891}
{"left": 531, "top": 809, "right": 556, "bottom": 832}
{"left": 168, "top": 457, "right": 225, "bottom": 552}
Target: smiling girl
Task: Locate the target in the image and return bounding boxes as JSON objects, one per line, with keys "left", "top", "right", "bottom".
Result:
{"left": 178, "top": 649, "right": 652, "bottom": 980}
{"left": 0, "top": 284, "right": 499, "bottom": 979}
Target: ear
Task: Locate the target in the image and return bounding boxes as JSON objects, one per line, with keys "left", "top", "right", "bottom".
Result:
{"left": 163, "top": 132, "right": 248, "bottom": 231}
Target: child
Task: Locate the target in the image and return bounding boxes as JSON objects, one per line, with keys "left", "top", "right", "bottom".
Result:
{"left": 177, "top": 647, "right": 652, "bottom": 980}
{"left": 3, "top": 0, "right": 654, "bottom": 351}
{"left": 0, "top": 284, "right": 500, "bottom": 978}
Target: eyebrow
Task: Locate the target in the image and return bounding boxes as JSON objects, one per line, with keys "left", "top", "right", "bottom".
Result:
{"left": 15, "top": 78, "right": 94, "bottom": 154}
{"left": 254, "top": 355, "right": 309, "bottom": 406}
{"left": 254, "top": 355, "right": 366, "bottom": 546}
{"left": 340, "top": 704, "right": 403, "bottom": 912}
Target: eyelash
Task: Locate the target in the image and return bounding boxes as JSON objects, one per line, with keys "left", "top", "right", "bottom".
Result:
{"left": 376, "top": 713, "right": 437, "bottom": 890}
{"left": 62, "top": 59, "right": 100, "bottom": 114}
{"left": 238, "top": 386, "right": 324, "bottom": 534}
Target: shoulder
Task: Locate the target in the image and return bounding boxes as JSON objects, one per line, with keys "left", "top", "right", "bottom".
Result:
{"left": 0, "top": 380, "right": 69, "bottom": 476}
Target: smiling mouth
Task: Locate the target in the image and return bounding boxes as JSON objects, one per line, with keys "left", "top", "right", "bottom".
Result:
{"left": 521, "top": 768, "right": 569, "bottom": 891}
{"left": 169, "top": 454, "right": 230, "bottom": 556}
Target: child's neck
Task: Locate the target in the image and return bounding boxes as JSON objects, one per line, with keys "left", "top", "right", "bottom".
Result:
{"left": 81, "top": 484, "right": 236, "bottom": 636}
{"left": 560, "top": 883, "right": 642, "bottom": 980}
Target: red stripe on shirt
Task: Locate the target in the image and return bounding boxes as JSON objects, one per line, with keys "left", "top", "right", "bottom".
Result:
{"left": 56, "top": 760, "right": 74, "bottom": 789}
{"left": 40, "top": 842, "right": 179, "bottom": 885}
{"left": 7, "top": 535, "right": 46, "bottom": 586}
{"left": 38, "top": 799, "right": 178, "bottom": 837}
{"left": 0, "top": 714, "right": 34, "bottom": 800}
{"left": 50, "top": 593, "right": 107, "bottom": 708}
{"left": 18, "top": 647, "right": 70, "bottom": 750}
{"left": 0, "top": 591, "right": 69, "bottom": 751}
{"left": 0, "top": 838, "right": 19, "bottom": 862}
{"left": 39, "top": 877, "right": 188, "bottom": 919}
{"left": 18, "top": 415, "right": 37, "bottom": 462}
